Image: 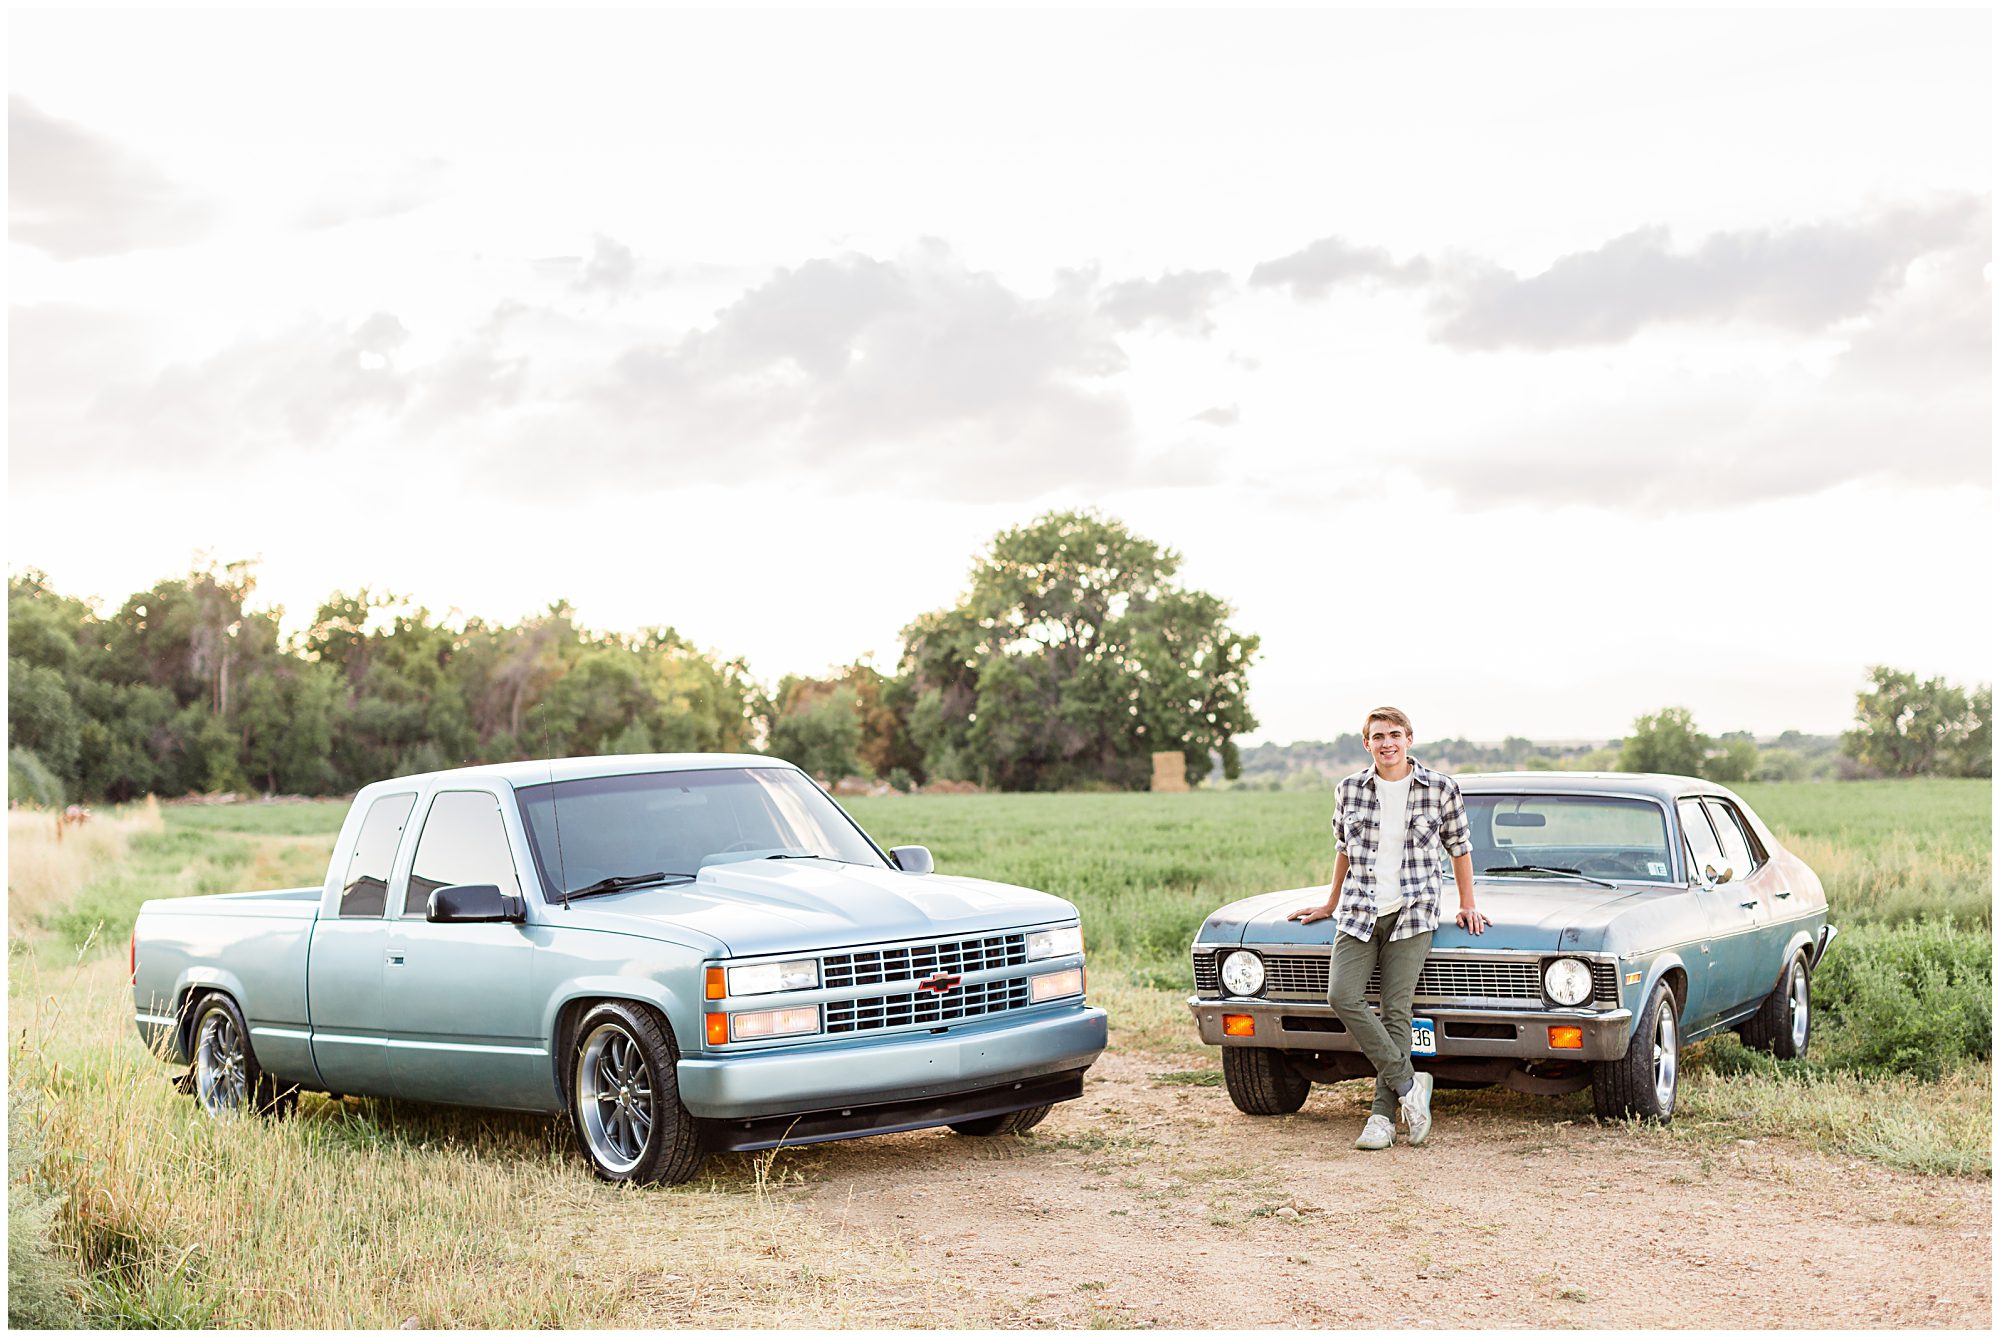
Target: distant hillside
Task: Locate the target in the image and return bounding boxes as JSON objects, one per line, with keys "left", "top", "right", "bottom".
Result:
{"left": 1218, "top": 731, "right": 1843, "bottom": 789}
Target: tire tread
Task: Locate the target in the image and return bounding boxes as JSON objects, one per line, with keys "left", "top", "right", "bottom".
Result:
{"left": 1221, "top": 1047, "right": 1311, "bottom": 1115}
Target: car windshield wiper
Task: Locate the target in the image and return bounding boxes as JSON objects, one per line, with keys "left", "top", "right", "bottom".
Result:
{"left": 1482, "top": 865, "right": 1619, "bottom": 890}
{"left": 564, "top": 871, "right": 694, "bottom": 901}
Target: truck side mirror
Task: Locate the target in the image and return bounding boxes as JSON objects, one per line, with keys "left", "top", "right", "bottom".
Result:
{"left": 889, "top": 845, "right": 934, "bottom": 875}
{"left": 428, "top": 883, "right": 526, "bottom": 923}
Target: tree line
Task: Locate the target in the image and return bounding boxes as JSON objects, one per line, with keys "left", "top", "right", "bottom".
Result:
{"left": 7, "top": 511, "right": 1259, "bottom": 806}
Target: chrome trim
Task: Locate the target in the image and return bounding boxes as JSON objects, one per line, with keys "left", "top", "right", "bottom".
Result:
{"left": 249, "top": 1026, "right": 312, "bottom": 1042}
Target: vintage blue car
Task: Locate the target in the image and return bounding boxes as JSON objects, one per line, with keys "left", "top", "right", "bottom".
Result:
{"left": 1187, "top": 773, "right": 1835, "bottom": 1121}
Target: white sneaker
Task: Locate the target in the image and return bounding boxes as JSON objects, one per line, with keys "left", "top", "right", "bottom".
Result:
{"left": 1354, "top": 1113, "right": 1395, "bottom": 1151}
{"left": 1399, "top": 1072, "right": 1434, "bottom": 1146}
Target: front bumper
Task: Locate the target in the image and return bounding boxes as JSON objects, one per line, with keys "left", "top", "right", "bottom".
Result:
{"left": 1187, "top": 997, "right": 1634, "bottom": 1062}
{"left": 675, "top": 1004, "right": 1108, "bottom": 1121}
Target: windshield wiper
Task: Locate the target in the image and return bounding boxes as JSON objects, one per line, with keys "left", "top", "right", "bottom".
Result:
{"left": 564, "top": 871, "right": 694, "bottom": 901}
{"left": 1482, "top": 865, "right": 1619, "bottom": 890}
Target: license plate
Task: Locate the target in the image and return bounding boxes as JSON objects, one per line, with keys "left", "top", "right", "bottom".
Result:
{"left": 1411, "top": 1019, "right": 1437, "bottom": 1056}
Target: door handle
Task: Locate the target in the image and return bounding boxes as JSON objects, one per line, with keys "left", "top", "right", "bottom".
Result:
{"left": 386, "top": 950, "right": 406, "bottom": 966}
{"left": 1774, "top": 891, "right": 1793, "bottom": 899}
{"left": 1738, "top": 900, "right": 1759, "bottom": 910}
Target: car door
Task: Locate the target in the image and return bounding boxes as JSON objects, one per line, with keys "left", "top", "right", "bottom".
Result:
{"left": 1706, "top": 797, "right": 1789, "bottom": 984}
{"left": 1678, "top": 797, "right": 1764, "bottom": 1025}
{"left": 382, "top": 788, "right": 549, "bottom": 1110}
{"left": 306, "top": 792, "right": 416, "bottom": 1096}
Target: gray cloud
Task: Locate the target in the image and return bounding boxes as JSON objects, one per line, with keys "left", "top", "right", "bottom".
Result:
{"left": 8, "top": 96, "right": 216, "bottom": 260}
{"left": 572, "top": 234, "right": 639, "bottom": 297}
{"left": 14, "top": 246, "right": 1143, "bottom": 504}
{"left": 552, "top": 245, "right": 1136, "bottom": 499}
{"left": 1432, "top": 199, "right": 1985, "bottom": 349}
{"left": 1248, "top": 235, "right": 1430, "bottom": 300}
{"left": 1094, "top": 269, "right": 1233, "bottom": 335}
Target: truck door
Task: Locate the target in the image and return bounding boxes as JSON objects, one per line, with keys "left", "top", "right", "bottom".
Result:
{"left": 382, "top": 790, "right": 549, "bottom": 1111}
{"left": 1678, "top": 797, "right": 1764, "bottom": 1026}
{"left": 306, "top": 792, "right": 416, "bottom": 1095}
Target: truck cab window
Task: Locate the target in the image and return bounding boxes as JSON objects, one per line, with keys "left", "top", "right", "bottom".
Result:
{"left": 405, "top": 791, "right": 522, "bottom": 917}
{"left": 341, "top": 793, "right": 417, "bottom": 918}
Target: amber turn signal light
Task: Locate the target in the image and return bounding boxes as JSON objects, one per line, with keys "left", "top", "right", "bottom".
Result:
{"left": 705, "top": 967, "right": 726, "bottom": 1000}
{"left": 1223, "top": 1014, "right": 1255, "bottom": 1037}
{"left": 705, "top": 1013, "right": 729, "bottom": 1045}
{"left": 1548, "top": 1025, "right": 1584, "bottom": 1050}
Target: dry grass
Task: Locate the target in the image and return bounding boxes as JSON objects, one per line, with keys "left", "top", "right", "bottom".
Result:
{"left": 8, "top": 951, "right": 978, "bottom": 1328}
{"left": 6, "top": 798, "right": 161, "bottom": 936}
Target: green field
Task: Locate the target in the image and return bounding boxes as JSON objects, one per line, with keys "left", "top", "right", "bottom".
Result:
{"left": 8, "top": 782, "right": 1991, "bottom": 1325}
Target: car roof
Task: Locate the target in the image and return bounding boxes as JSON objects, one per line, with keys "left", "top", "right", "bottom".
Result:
{"left": 1452, "top": 771, "right": 1718, "bottom": 801}
{"left": 361, "top": 752, "right": 794, "bottom": 792}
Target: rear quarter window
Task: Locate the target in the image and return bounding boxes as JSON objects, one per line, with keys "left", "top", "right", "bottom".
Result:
{"left": 340, "top": 793, "right": 417, "bottom": 918}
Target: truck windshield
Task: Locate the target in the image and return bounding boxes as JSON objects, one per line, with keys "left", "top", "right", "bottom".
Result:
{"left": 515, "top": 767, "right": 887, "bottom": 901}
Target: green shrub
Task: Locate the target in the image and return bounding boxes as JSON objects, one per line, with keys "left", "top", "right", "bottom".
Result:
{"left": 7, "top": 1101, "right": 90, "bottom": 1329}
{"left": 1814, "top": 919, "right": 1992, "bottom": 1077}
{"left": 9, "top": 746, "right": 66, "bottom": 809}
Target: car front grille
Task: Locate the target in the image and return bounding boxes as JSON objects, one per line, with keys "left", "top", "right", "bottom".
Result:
{"left": 822, "top": 932, "right": 1028, "bottom": 990}
{"left": 1192, "top": 950, "right": 1621, "bottom": 1006}
{"left": 824, "top": 975, "right": 1034, "bottom": 1034}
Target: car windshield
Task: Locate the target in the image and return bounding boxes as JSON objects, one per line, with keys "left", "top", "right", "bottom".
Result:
{"left": 515, "top": 767, "right": 886, "bottom": 900}
{"left": 1465, "top": 793, "right": 1675, "bottom": 884}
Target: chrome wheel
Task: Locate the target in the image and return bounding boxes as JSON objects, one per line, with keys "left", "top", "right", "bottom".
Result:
{"left": 194, "top": 1008, "right": 249, "bottom": 1113}
{"left": 1789, "top": 964, "right": 1811, "bottom": 1051}
{"left": 1652, "top": 1006, "right": 1678, "bottom": 1113}
{"left": 576, "top": 1022, "right": 655, "bottom": 1176}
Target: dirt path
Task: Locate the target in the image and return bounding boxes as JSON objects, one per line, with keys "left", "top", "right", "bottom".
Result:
{"left": 721, "top": 1050, "right": 1989, "bottom": 1329}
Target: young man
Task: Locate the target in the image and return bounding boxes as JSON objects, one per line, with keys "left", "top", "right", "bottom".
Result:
{"left": 1288, "top": 707, "right": 1488, "bottom": 1150}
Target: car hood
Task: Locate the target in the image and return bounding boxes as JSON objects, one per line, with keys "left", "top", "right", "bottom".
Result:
{"left": 555, "top": 857, "right": 1077, "bottom": 958}
{"left": 1206, "top": 877, "right": 1649, "bottom": 953}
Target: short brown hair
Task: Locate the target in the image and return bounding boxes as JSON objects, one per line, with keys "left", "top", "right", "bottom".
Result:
{"left": 1363, "top": 706, "right": 1413, "bottom": 738}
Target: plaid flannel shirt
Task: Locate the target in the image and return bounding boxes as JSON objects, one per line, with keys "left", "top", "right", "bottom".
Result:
{"left": 1330, "top": 759, "right": 1472, "bottom": 942}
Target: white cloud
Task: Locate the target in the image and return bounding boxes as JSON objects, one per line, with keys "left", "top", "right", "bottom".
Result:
{"left": 8, "top": 96, "right": 215, "bottom": 259}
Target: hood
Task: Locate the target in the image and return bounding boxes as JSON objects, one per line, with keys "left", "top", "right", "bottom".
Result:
{"left": 553, "top": 857, "right": 1077, "bottom": 958}
{"left": 1213, "top": 878, "right": 1647, "bottom": 953}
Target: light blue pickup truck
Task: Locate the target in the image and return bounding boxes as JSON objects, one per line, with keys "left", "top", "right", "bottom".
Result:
{"left": 132, "top": 754, "right": 1106, "bottom": 1182}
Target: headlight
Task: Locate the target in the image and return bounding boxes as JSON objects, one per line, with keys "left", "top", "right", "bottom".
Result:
{"left": 727, "top": 959, "right": 819, "bottom": 995}
{"left": 1220, "top": 950, "right": 1265, "bottom": 996}
{"left": 730, "top": 1005, "right": 820, "bottom": 1041}
{"left": 1031, "top": 968, "right": 1084, "bottom": 1002}
{"left": 1027, "top": 924, "right": 1084, "bottom": 961}
{"left": 1544, "top": 957, "right": 1593, "bottom": 1006}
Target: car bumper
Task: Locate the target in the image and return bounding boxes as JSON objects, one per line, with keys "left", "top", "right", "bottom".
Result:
{"left": 675, "top": 1005, "right": 1109, "bottom": 1121}
{"left": 1187, "top": 997, "right": 1634, "bottom": 1062}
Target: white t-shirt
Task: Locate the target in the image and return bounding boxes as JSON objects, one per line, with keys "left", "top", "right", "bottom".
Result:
{"left": 1371, "top": 771, "right": 1413, "bottom": 916}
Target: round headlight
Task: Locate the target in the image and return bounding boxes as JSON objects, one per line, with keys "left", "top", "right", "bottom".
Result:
{"left": 1220, "top": 950, "right": 1265, "bottom": 997}
{"left": 1545, "top": 957, "right": 1593, "bottom": 1006}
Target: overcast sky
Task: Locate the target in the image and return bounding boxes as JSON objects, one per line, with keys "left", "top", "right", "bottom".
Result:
{"left": 8, "top": 8, "right": 1991, "bottom": 744}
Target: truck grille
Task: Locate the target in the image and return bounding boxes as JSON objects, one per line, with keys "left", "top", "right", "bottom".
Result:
{"left": 822, "top": 932, "right": 1028, "bottom": 990}
{"left": 1192, "top": 950, "right": 1620, "bottom": 1005}
{"left": 825, "top": 975, "right": 1033, "bottom": 1034}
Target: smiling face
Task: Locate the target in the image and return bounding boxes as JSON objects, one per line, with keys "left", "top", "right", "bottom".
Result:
{"left": 1364, "top": 713, "right": 1413, "bottom": 778}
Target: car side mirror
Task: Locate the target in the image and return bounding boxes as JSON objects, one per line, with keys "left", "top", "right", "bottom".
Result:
{"left": 1710, "top": 863, "right": 1735, "bottom": 886}
{"left": 889, "top": 845, "right": 934, "bottom": 875}
{"left": 428, "top": 883, "right": 526, "bottom": 923}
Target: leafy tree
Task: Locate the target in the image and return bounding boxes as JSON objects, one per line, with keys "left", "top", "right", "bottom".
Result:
{"left": 902, "top": 511, "right": 1258, "bottom": 790}
{"left": 1842, "top": 666, "right": 1982, "bottom": 778}
{"left": 1702, "top": 737, "right": 1760, "bottom": 783}
{"left": 1619, "top": 707, "right": 1709, "bottom": 776}
{"left": 768, "top": 683, "right": 864, "bottom": 780}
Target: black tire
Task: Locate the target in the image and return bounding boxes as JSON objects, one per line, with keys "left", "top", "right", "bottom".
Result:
{"left": 1221, "top": 1047, "right": 1311, "bottom": 1115}
{"left": 948, "top": 1103, "right": 1054, "bottom": 1136}
{"left": 186, "top": 992, "right": 297, "bottom": 1118}
{"left": 1591, "top": 979, "right": 1679, "bottom": 1123}
{"left": 1739, "top": 950, "right": 1812, "bottom": 1060}
{"left": 567, "top": 1000, "right": 706, "bottom": 1185}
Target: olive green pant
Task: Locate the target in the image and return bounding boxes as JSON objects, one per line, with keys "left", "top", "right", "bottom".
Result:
{"left": 1329, "top": 910, "right": 1433, "bottom": 1120}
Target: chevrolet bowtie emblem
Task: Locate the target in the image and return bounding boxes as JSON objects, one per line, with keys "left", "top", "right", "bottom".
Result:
{"left": 917, "top": 972, "right": 962, "bottom": 994}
